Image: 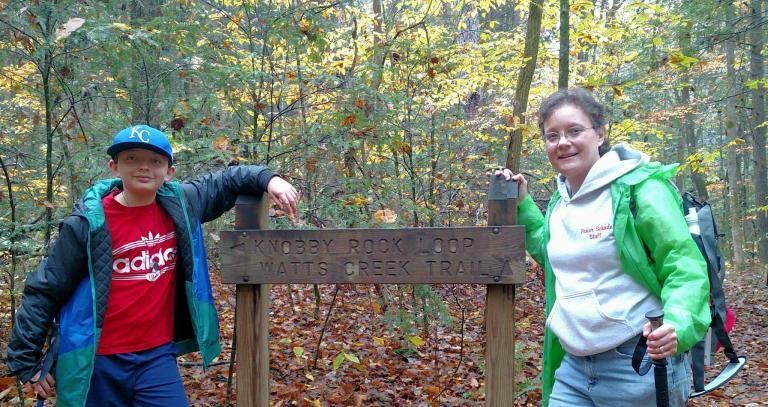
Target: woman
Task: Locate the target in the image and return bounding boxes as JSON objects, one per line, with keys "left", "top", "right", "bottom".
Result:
{"left": 498, "top": 88, "right": 710, "bottom": 406}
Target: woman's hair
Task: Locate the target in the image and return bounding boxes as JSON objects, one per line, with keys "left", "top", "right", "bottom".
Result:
{"left": 538, "top": 88, "right": 611, "bottom": 156}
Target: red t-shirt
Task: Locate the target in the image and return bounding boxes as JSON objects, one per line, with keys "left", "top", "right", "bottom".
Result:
{"left": 97, "top": 190, "right": 177, "bottom": 355}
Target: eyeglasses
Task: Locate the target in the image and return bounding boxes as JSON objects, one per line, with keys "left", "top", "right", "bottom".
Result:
{"left": 544, "top": 126, "right": 594, "bottom": 144}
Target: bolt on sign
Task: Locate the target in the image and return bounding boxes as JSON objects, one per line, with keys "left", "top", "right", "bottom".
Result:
{"left": 220, "top": 226, "right": 525, "bottom": 285}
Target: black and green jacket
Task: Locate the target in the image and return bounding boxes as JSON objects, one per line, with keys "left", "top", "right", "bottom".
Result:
{"left": 8, "top": 165, "right": 275, "bottom": 407}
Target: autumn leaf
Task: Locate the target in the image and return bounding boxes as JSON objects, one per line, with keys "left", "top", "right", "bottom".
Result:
{"left": 332, "top": 352, "right": 345, "bottom": 370}
{"left": 305, "top": 158, "right": 317, "bottom": 173}
{"left": 212, "top": 136, "right": 228, "bottom": 151}
{"left": 341, "top": 114, "right": 357, "bottom": 126}
{"left": 354, "top": 98, "right": 367, "bottom": 109}
{"left": 344, "top": 352, "right": 360, "bottom": 364}
{"left": 612, "top": 86, "right": 623, "bottom": 97}
{"left": 400, "top": 143, "right": 412, "bottom": 155}
{"left": 372, "top": 336, "right": 385, "bottom": 346}
{"left": 371, "top": 301, "right": 383, "bottom": 315}
{"left": 55, "top": 18, "right": 85, "bottom": 41}
{"left": 408, "top": 335, "right": 424, "bottom": 347}
{"left": 373, "top": 208, "right": 397, "bottom": 225}
{"left": 170, "top": 117, "right": 185, "bottom": 131}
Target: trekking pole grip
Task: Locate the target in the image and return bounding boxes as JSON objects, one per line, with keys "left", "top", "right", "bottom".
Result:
{"left": 645, "top": 309, "right": 666, "bottom": 363}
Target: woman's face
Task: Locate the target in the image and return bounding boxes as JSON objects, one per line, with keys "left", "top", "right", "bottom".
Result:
{"left": 543, "top": 104, "right": 605, "bottom": 192}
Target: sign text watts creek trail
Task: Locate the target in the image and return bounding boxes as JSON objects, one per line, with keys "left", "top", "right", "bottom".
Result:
{"left": 220, "top": 227, "right": 526, "bottom": 284}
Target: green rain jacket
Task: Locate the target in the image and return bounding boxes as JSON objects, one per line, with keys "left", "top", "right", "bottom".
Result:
{"left": 517, "top": 161, "right": 711, "bottom": 406}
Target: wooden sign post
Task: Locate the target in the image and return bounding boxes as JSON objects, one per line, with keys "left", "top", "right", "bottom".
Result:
{"left": 224, "top": 178, "right": 522, "bottom": 405}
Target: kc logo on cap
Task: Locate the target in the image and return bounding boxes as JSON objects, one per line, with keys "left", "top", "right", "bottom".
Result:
{"left": 107, "top": 125, "right": 174, "bottom": 164}
{"left": 130, "top": 126, "right": 151, "bottom": 143}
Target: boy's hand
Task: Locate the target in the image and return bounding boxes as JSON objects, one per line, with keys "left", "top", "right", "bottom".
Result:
{"left": 267, "top": 176, "right": 300, "bottom": 223}
{"left": 28, "top": 371, "right": 55, "bottom": 399}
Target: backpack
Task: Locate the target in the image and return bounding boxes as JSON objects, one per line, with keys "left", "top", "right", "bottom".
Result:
{"left": 630, "top": 189, "right": 747, "bottom": 396}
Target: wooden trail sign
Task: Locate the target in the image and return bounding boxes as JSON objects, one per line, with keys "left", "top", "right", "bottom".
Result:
{"left": 221, "top": 227, "right": 525, "bottom": 285}
{"left": 224, "top": 176, "right": 522, "bottom": 406}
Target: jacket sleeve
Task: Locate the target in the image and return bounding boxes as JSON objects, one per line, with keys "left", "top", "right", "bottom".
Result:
{"left": 517, "top": 194, "right": 547, "bottom": 266}
{"left": 181, "top": 165, "right": 276, "bottom": 223}
{"left": 7, "top": 217, "right": 88, "bottom": 383}
{"left": 633, "top": 178, "right": 711, "bottom": 352}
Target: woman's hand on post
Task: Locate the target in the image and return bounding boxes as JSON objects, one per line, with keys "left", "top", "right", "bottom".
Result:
{"left": 267, "top": 176, "right": 300, "bottom": 223}
{"left": 487, "top": 168, "right": 528, "bottom": 201}
{"left": 28, "top": 371, "right": 55, "bottom": 399}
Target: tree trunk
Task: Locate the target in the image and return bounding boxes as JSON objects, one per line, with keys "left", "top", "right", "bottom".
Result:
{"left": 725, "top": 0, "right": 746, "bottom": 269}
{"left": 506, "top": 0, "right": 545, "bottom": 172}
{"left": 749, "top": 0, "right": 768, "bottom": 268}
{"left": 558, "top": 0, "right": 569, "bottom": 89}
{"left": 129, "top": 0, "right": 162, "bottom": 125}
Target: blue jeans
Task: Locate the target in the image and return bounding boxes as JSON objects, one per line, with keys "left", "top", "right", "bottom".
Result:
{"left": 86, "top": 342, "right": 189, "bottom": 407}
{"left": 549, "top": 335, "right": 691, "bottom": 406}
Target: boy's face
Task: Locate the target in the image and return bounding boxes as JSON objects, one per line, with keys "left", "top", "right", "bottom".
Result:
{"left": 108, "top": 148, "right": 175, "bottom": 196}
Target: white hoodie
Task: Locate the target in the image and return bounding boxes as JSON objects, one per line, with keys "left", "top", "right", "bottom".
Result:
{"left": 545, "top": 144, "right": 662, "bottom": 356}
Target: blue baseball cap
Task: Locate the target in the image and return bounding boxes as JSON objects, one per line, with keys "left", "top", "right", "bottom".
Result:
{"left": 107, "top": 125, "right": 174, "bottom": 164}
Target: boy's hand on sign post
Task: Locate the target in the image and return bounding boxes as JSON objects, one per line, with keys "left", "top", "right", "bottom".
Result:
{"left": 28, "top": 371, "right": 55, "bottom": 399}
{"left": 267, "top": 176, "right": 300, "bottom": 224}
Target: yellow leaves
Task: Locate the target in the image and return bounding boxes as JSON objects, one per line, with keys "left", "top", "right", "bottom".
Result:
{"left": 176, "top": 100, "right": 191, "bottom": 115}
{"left": 580, "top": 33, "right": 600, "bottom": 45}
{"left": 302, "top": 398, "right": 322, "bottom": 407}
{"left": 652, "top": 36, "right": 663, "bottom": 47}
{"left": 667, "top": 50, "right": 700, "bottom": 69}
{"left": 115, "top": 88, "right": 129, "bottom": 101}
{"left": 112, "top": 22, "right": 131, "bottom": 31}
{"left": 373, "top": 208, "right": 397, "bottom": 225}
{"left": 372, "top": 336, "right": 385, "bottom": 346}
{"left": 408, "top": 335, "right": 424, "bottom": 347}
{"left": 231, "top": 11, "right": 245, "bottom": 25}
{"left": 55, "top": 18, "right": 85, "bottom": 42}
{"left": 299, "top": 18, "right": 311, "bottom": 34}
{"left": 342, "top": 194, "right": 368, "bottom": 207}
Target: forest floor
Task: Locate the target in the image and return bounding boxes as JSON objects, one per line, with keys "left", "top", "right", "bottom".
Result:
{"left": 0, "top": 261, "right": 766, "bottom": 406}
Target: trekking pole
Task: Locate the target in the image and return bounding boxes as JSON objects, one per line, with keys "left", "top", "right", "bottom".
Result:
{"left": 646, "top": 310, "right": 669, "bottom": 407}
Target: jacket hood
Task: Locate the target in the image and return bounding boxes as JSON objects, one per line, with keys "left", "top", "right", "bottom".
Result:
{"left": 557, "top": 143, "right": 649, "bottom": 201}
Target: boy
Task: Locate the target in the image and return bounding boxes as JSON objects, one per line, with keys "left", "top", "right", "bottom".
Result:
{"left": 7, "top": 125, "right": 299, "bottom": 406}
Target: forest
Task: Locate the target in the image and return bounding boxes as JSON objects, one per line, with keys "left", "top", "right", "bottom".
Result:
{"left": 1, "top": 0, "right": 767, "bottom": 405}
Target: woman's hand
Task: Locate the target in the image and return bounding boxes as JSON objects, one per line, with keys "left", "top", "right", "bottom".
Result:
{"left": 643, "top": 322, "right": 679, "bottom": 359}
{"left": 488, "top": 168, "right": 528, "bottom": 201}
